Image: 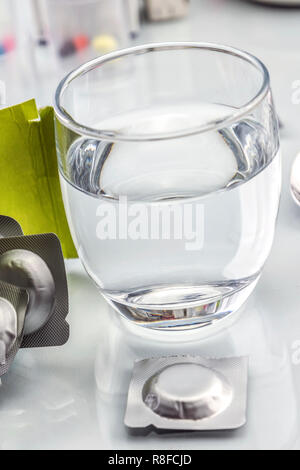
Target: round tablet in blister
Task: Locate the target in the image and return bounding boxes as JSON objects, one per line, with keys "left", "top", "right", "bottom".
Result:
{"left": 0, "top": 298, "right": 17, "bottom": 365}
{"left": 0, "top": 250, "right": 55, "bottom": 335}
{"left": 142, "top": 362, "right": 233, "bottom": 420}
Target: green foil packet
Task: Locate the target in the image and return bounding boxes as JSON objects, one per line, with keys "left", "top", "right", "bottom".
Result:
{"left": 0, "top": 99, "right": 77, "bottom": 258}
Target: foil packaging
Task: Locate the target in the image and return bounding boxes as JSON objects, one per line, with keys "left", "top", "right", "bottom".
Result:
{"left": 0, "top": 215, "right": 69, "bottom": 379}
{"left": 125, "top": 356, "right": 248, "bottom": 431}
{"left": 0, "top": 215, "right": 23, "bottom": 238}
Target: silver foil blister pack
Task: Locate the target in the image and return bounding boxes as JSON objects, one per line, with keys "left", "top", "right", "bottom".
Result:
{"left": 0, "top": 215, "right": 23, "bottom": 238}
{"left": 125, "top": 356, "right": 248, "bottom": 431}
{"left": 0, "top": 215, "right": 69, "bottom": 378}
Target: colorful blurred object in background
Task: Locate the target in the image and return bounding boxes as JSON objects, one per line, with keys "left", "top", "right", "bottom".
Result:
{"left": 45, "top": 0, "right": 129, "bottom": 70}
{"left": 145, "top": 0, "right": 190, "bottom": 21}
{"left": 0, "top": 0, "right": 16, "bottom": 56}
{"left": 252, "top": 0, "right": 300, "bottom": 4}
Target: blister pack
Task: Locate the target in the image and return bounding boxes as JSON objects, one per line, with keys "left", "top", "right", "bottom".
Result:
{"left": 0, "top": 216, "right": 69, "bottom": 379}
{"left": 0, "top": 215, "right": 23, "bottom": 238}
{"left": 125, "top": 355, "right": 248, "bottom": 431}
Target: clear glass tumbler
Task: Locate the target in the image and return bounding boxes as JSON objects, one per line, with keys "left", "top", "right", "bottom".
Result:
{"left": 54, "top": 42, "right": 281, "bottom": 331}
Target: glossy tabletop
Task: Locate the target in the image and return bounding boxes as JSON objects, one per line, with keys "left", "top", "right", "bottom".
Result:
{"left": 1, "top": 0, "right": 300, "bottom": 450}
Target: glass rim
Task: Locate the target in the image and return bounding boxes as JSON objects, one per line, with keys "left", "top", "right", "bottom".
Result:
{"left": 54, "top": 41, "right": 270, "bottom": 143}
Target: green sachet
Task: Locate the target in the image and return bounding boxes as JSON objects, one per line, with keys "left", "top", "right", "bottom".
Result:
{"left": 0, "top": 99, "right": 77, "bottom": 258}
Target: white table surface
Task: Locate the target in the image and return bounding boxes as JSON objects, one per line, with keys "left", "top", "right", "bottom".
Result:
{"left": 1, "top": 0, "right": 300, "bottom": 450}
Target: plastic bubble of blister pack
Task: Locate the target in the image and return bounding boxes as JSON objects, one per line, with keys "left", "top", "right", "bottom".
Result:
{"left": 125, "top": 355, "right": 248, "bottom": 432}
{"left": 0, "top": 215, "right": 69, "bottom": 379}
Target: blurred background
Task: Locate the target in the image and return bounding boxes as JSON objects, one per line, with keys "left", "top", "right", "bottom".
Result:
{"left": 1, "top": 0, "right": 300, "bottom": 112}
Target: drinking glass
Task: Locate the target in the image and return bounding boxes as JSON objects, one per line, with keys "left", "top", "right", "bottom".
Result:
{"left": 54, "top": 42, "right": 281, "bottom": 331}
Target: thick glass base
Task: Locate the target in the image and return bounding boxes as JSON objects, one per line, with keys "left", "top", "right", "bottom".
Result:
{"left": 104, "top": 278, "right": 259, "bottom": 332}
